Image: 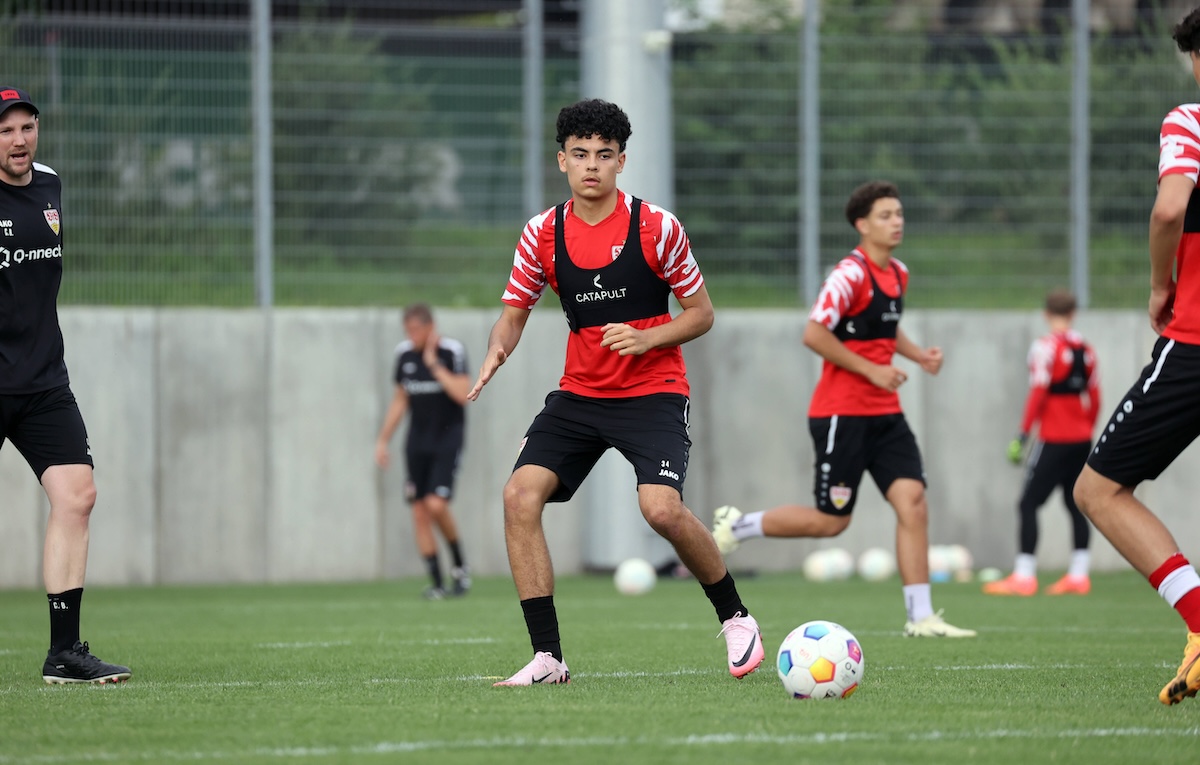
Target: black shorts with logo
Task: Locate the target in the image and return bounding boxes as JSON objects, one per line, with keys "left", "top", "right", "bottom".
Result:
{"left": 1087, "top": 335, "right": 1200, "bottom": 487}
{"left": 514, "top": 390, "right": 691, "bottom": 503}
{"left": 0, "top": 385, "right": 93, "bottom": 480}
{"left": 404, "top": 426, "right": 464, "bottom": 502}
{"left": 808, "top": 413, "right": 925, "bottom": 516}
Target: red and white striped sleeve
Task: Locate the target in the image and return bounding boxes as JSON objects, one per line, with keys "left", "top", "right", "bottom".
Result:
{"left": 1159, "top": 103, "right": 1200, "bottom": 182}
{"left": 646, "top": 203, "right": 704, "bottom": 299}
{"left": 807, "top": 257, "right": 868, "bottom": 329}
{"left": 501, "top": 208, "right": 554, "bottom": 309}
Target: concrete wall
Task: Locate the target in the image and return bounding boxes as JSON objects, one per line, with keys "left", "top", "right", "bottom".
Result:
{"left": 2, "top": 306, "right": 1198, "bottom": 589}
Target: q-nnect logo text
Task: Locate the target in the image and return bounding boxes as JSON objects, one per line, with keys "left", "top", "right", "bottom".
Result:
{"left": 0, "top": 244, "right": 63, "bottom": 269}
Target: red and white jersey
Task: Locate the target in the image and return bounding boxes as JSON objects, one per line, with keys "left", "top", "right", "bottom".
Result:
{"left": 807, "top": 249, "right": 910, "bottom": 417}
{"left": 501, "top": 190, "right": 703, "bottom": 398}
{"left": 1019, "top": 329, "right": 1100, "bottom": 444}
{"left": 1158, "top": 103, "right": 1200, "bottom": 344}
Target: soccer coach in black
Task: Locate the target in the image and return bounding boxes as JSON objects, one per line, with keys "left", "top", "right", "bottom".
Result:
{"left": 0, "top": 87, "right": 130, "bottom": 684}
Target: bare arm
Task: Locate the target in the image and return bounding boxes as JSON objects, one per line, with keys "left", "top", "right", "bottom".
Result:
{"left": 468, "top": 304, "right": 531, "bottom": 401}
{"left": 374, "top": 385, "right": 409, "bottom": 468}
{"left": 1148, "top": 173, "right": 1193, "bottom": 334}
{"left": 599, "top": 284, "right": 715, "bottom": 356}
{"left": 895, "top": 327, "right": 943, "bottom": 376}
{"left": 802, "top": 320, "right": 908, "bottom": 391}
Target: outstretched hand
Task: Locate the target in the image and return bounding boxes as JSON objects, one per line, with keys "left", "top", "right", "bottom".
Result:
{"left": 468, "top": 347, "right": 508, "bottom": 401}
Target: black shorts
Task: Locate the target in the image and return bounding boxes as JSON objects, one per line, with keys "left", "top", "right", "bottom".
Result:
{"left": 405, "top": 428, "right": 464, "bottom": 501}
{"left": 514, "top": 390, "right": 691, "bottom": 503}
{"left": 808, "top": 413, "right": 925, "bottom": 516}
{"left": 0, "top": 385, "right": 93, "bottom": 480}
{"left": 1021, "top": 440, "right": 1090, "bottom": 509}
{"left": 1087, "top": 336, "right": 1200, "bottom": 486}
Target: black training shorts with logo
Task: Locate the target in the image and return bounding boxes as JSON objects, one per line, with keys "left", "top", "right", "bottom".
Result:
{"left": 404, "top": 424, "right": 464, "bottom": 502}
{"left": 1087, "top": 335, "right": 1200, "bottom": 487}
{"left": 513, "top": 390, "right": 691, "bottom": 503}
{"left": 0, "top": 385, "right": 93, "bottom": 480}
{"left": 808, "top": 412, "right": 925, "bottom": 516}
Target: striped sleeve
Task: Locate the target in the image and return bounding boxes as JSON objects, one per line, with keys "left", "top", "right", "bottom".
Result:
{"left": 807, "top": 257, "right": 868, "bottom": 329}
{"left": 645, "top": 202, "right": 704, "bottom": 298}
{"left": 1027, "top": 336, "right": 1054, "bottom": 389}
{"left": 1159, "top": 104, "right": 1200, "bottom": 182}
{"left": 501, "top": 208, "right": 554, "bottom": 308}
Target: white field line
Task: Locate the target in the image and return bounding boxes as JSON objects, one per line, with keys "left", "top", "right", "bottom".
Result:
{"left": 0, "top": 659, "right": 1171, "bottom": 698}
{"left": 253, "top": 637, "right": 496, "bottom": 649}
{"left": 3, "top": 726, "right": 1198, "bottom": 763}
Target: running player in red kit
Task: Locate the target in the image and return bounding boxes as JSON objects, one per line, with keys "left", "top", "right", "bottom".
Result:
{"left": 986, "top": 289, "right": 1099, "bottom": 597}
{"left": 1073, "top": 7, "right": 1200, "bottom": 705}
{"left": 712, "top": 180, "right": 975, "bottom": 638}
{"left": 469, "top": 99, "right": 763, "bottom": 685}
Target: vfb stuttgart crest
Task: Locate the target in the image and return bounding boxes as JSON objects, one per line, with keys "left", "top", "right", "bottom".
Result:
{"left": 830, "top": 485, "right": 853, "bottom": 510}
{"left": 43, "top": 207, "right": 60, "bottom": 235}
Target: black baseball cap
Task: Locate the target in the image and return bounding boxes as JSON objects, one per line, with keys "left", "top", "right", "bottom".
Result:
{"left": 0, "top": 87, "right": 39, "bottom": 117}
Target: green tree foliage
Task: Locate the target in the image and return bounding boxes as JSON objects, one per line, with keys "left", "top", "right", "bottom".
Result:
{"left": 672, "top": 3, "right": 1188, "bottom": 304}
{"left": 272, "top": 17, "right": 440, "bottom": 261}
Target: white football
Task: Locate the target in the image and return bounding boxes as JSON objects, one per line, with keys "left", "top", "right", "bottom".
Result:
{"left": 777, "top": 619, "right": 865, "bottom": 699}
{"left": 928, "top": 544, "right": 954, "bottom": 582}
{"left": 857, "top": 547, "right": 897, "bottom": 581}
{"left": 803, "top": 550, "right": 834, "bottom": 582}
{"left": 824, "top": 548, "right": 855, "bottom": 580}
{"left": 804, "top": 548, "right": 855, "bottom": 582}
{"left": 613, "top": 558, "right": 657, "bottom": 595}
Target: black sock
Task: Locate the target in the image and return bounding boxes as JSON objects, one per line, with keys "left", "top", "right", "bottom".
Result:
{"left": 425, "top": 555, "right": 443, "bottom": 589}
{"left": 519, "top": 596, "right": 562, "bottom": 662}
{"left": 701, "top": 571, "right": 749, "bottom": 623}
{"left": 48, "top": 588, "right": 83, "bottom": 653}
{"left": 447, "top": 540, "right": 464, "bottom": 569}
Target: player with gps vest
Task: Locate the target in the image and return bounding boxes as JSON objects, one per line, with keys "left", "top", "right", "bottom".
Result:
{"left": 712, "top": 180, "right": 975, "bottom": 638}
{"left": 986, "top": 289, "right": 1099, "bottom": 597}
{"left": 469, "top": 98, "right": 763, "bottom": 686}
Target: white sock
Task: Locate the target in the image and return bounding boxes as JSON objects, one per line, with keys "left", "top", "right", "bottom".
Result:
{"left": 1158, "top": 565, "right": 1200, "bottom": 607}
{"left": 731, "top": 511, "right": 765, "bottom": 541}
{"left": 904, "top": 583, "right": 933, "bottom": 622}
{"left": 1068, "top": 549, "right": 1090, "bottom": 578}
{"left": 1013, "top": 553, "right": 1037, "bottom": 578}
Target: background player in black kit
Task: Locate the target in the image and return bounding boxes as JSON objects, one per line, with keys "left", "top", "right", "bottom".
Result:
{"left": 375, "top": 303, "right": 472, "bottom": 599}
{"left": 0, "top": 87, "right": 131, "bottom": 683}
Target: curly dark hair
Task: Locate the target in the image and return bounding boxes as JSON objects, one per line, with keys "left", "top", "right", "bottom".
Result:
{"left": 844, "top": 180, "right": 900, "bottom": 227}
{"left": 1175, "top": 7, "right": 1200, "bottom": 53}
{"left": 555, "top": 99, "right": 632, "bottom": 151}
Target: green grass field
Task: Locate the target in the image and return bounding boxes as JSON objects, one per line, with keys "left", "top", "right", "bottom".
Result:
{"left": 1, "top": 570, "right": 1197, "bottom": 764}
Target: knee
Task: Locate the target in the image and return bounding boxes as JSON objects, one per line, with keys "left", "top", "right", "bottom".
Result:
{"left": 640, "top": 501, "right": 687, "bottom": 538}
{"left": 1072, "top": 470, "right": 1102, "bottom": 518}
{"left": 55, "top": 482, "right": 96, "bottom": 521}
{"left": 815, "top": 514, "right": 852, "bottom": 537}
{"left": 424, "top": 496, "right": 449, "bottom": 517}
{"left": 893, "top": 494, "right": 928, "bottom": 528}
{"left": 410, "top": 502, "right": 431, "bottom": 523}
{"left": 502, "top": 480, "right": 543, "bottom": 525}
